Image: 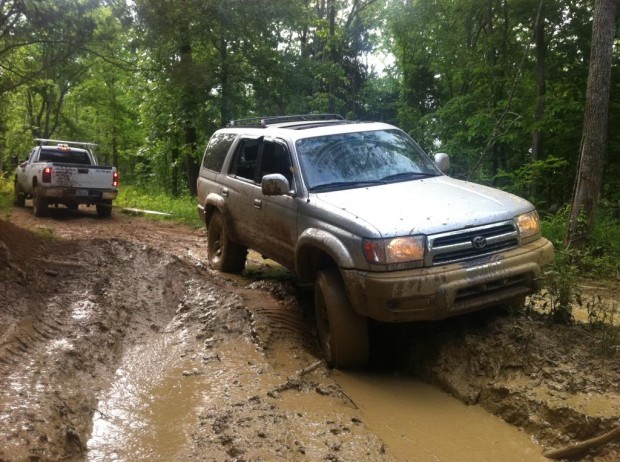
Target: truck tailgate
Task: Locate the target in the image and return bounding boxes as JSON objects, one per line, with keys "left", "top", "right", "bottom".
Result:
{"left": 51, "top": 165, "right": 114, "bottom": 189}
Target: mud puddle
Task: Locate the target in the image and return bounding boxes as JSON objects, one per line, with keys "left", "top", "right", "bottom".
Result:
{"left": 334, "top": 371, "right": 546, "bottom": 461}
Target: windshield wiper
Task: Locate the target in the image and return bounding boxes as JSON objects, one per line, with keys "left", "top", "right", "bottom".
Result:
{"left": 380, "top": 172, "right": 440, "bottom": 182}
{"left": 309, "top": 180, "right": 386, "bottom": 192}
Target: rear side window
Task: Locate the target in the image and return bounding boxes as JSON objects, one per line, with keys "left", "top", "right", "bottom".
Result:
{"left": 39, "top": 149, "right": 91, "bottom": 165}
{"left": 229, "top": 138, "right": 261, "bottom": 181}
{"left": 202, "top": 132, "right": 236, "bottom": 171}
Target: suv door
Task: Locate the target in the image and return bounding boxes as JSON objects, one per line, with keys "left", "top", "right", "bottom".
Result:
{"left": 253, "top": 137, "right": 298, "bottom": 268}
{"left": 222, "top": 137, "right": 263, "bottom": 246}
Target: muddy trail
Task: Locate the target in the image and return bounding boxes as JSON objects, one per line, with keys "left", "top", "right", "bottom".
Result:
{"left": 0, "top": 205, "right": 618, "bottom": 461}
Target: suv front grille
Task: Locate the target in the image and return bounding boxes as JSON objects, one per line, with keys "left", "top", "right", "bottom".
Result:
{"left": 428, "top": 221, "right": 518, "bottom": 266}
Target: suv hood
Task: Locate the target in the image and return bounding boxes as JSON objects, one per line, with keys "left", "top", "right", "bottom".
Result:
{"left": 314, "top": 176, "right": 534, "bottom": 237}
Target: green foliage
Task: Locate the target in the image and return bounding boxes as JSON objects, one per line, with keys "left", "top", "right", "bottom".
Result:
{"left": 542, "top": 206, "right": 620, "bottom": 276}
{"left": 538, "top": 206, "right": 620, "bottom": 327}
{"left": 539, "top": 247, "right": 579, "bottom": 324}
{"left": 0, "top": 176, "right": 13, "bottom": 214}
{"left": 116, "top": 185, "right": 201, "bottom": 227}
{"left": 494, "top": 156, "right": 571, "bottom": 212}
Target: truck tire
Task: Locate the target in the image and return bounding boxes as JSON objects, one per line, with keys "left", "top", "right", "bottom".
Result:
{"left": 207, "top": 211, "right": 247, "bottom": 273}
{"left": 96, "top": 200, "right": 113, "bottom": 218}
{"left": 314, "top": 268, "right": 369, "bottom": 368}
{"left": 14, "top": 180, "right": 25, "bottom": 207}
{"left": 32, "top": 187, "right": 48, "bottom": 217}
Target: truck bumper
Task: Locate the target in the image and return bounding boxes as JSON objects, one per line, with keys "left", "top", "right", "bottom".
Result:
{"left": 41, "top": 188, "right": 118, "bottom": 202}
{"left": 341, "top": 238, "right": 554, "bottom": 322}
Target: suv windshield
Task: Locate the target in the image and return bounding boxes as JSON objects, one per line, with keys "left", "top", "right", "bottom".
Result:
{"left": 295, "top": 129, "right": 440, "bottom": 191}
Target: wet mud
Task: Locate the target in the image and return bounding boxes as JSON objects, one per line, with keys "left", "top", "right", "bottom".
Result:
{"left": 0, "top": 205, "right": 618, "bottom": 461}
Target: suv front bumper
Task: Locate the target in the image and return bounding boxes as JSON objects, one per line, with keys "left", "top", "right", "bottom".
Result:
{"left": 341, "top": 238, "right": 554, "bottom": 322}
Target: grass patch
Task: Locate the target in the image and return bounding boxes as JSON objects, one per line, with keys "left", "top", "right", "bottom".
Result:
{"left": 115, "top": 185, "right": 201, "bottom": 227}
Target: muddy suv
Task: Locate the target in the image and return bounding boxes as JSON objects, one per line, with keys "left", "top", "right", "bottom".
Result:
{"left": 197, "top": 114, "right": 554, "bottom": 367}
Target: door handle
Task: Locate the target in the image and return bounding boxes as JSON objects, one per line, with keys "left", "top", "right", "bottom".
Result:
{"left": 254, "top": 199, "right": 262, "bottom": 209}
{"left": 222, "top": 187, "right": 229, "bottom": 197}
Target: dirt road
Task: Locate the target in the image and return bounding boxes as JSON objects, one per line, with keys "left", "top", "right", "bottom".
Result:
{"left": 0, "top": 205, "right": 618, "bottom": 461}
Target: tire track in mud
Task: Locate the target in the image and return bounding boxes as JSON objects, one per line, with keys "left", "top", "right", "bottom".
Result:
{"left": 0, "top": 233, "right": 200, "bottom": 461}
{"left": 241, "top": 280, "right": 316, "bottom": 355}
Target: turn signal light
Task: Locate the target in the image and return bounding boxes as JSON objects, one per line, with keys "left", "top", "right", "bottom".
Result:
{"left": 42, "top": 167, "right": 52, "bottom": 183}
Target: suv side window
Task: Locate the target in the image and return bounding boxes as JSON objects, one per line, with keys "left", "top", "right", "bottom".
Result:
{"left": 259, "top": 141, "right": 293, "bottom": 184}
{"left": 202, "top": 132, "right": 236, "bottom": 171}
{"left": 229, "top": 138, "right": 261, "bottom": 181}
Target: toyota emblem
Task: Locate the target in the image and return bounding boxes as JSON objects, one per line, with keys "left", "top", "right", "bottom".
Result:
{"left": 472, "top": 236, "right": 487, "bottom": 249}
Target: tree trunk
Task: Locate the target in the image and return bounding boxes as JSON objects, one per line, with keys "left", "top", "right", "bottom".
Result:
{"left": 179, "top": 22, "right": 199, "bottom": 197}
{"left": 565, "top": 0, "right": 617, "bottom": 248}
{"left": 531, "top": 0, "right": 546, "bottom": 162}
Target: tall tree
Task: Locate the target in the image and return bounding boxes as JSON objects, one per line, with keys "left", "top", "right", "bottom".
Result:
{"left": 565, "top": 0, "right": 618, "bottom": 248}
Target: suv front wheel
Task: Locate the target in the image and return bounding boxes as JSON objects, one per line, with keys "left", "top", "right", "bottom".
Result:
{"left": 314, "top": 268, "right": 369, "bottom": 368}
{"left": 207, "top": 211, "right": 247, "bottom": 273}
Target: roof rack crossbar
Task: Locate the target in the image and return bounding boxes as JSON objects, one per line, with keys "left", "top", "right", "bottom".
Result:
{"left": 228, "top": 114, "right": 344, "bottom": 128}
{"left": 35, "top": 138, "right": 98, "bottom": 147}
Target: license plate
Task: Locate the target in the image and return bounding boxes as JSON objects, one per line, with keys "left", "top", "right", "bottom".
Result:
{"left": 76, "top": 189, "right": 89, "bottom": 196}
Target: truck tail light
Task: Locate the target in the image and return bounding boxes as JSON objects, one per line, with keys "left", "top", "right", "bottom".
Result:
{"left": 113, "top": 171, "right": 119, "bottom": 187}
{"left": 42, "top": 167, "right": 52, "bottom": 183}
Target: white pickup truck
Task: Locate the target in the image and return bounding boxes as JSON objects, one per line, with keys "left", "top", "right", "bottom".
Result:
{"left": 14, "top": 139, "right": 119, "bottom": 217}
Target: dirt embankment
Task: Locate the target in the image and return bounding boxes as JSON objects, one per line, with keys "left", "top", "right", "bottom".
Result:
{"left": 0, "top": 206, "right": 618, "bottom": 461}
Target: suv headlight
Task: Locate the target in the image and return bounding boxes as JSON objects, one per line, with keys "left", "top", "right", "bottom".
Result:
{"left": 363, "top": 236, "right": 426, "bottom": 265}
{"left": 516, "top": 210, "right": 541, "bottom": 243}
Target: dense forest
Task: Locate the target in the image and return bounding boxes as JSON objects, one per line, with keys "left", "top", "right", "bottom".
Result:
{"left": 1, "top": 1, "right": 618, "bottom": 228}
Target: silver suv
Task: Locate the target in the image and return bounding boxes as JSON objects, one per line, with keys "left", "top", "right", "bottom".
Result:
{"left": 197, "top": 115, "right": 554, "bottom": 367}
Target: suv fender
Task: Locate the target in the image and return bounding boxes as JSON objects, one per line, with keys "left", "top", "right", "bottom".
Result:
{"left": 295, "top": 228, "right": 355, "bottom": 282}
{"left": 204, "top": 193, "right": 241, "bottom": 243}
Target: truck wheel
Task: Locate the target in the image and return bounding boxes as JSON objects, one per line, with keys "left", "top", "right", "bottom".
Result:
{"left": 14, "top": 181, "right": 25, "bottom": 207}
{"left": 96, "top": 200, "right": 112, "bottom": 218}
{"left": 32, "top": 187, "right": 48, "bottom": 217}
{"left": 207, "top": 212, "right": 247, "bottom": 273}
{"left": 314, "top": 268, "right": 369, "bottom": 368}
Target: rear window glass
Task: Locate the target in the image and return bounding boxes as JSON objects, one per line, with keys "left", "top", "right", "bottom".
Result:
{"left": 202, "top": 132, "right": 237, "bottom": 171}
{"left": 39, "top": 149, "right": 91, "bottom": 165}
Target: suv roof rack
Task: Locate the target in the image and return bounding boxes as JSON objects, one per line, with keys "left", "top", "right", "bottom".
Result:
{"left": 228, "top": 114, "right": 344, "bottom": 128}
{"left": 35, "top": 138, "right": 97, "bottom": 148}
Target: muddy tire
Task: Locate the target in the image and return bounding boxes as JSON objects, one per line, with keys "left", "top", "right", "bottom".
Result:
{"left": 207, "top": 212, "right": 247, "bottom": 273}
{"left": 32, "top": 187, "right": 48, "bottom": 217}
{"left": 314, "top": 268, "right": 369, "bottom": 368}
{"left": 96, "top": 200, "right": 112, "bottom": 218}
{"left": 14, "top": 180, "right": 26, "bottom": 207}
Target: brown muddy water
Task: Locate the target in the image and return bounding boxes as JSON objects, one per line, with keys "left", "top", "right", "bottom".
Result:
{"left": 334, "top": 372, "right": 546, "bottom": 462}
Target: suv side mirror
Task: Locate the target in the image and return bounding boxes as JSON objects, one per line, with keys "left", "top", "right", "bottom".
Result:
{"left": 434, "top": 153, "right": 450, "bottom": 173}
{"left": 261, "top": 173, "right": 291, "bottom": 196}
